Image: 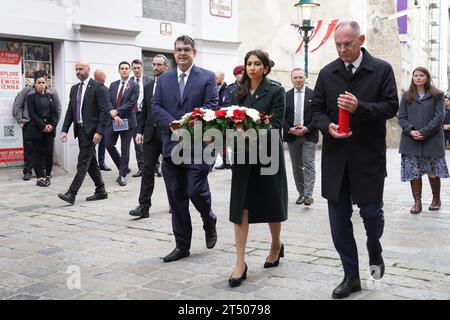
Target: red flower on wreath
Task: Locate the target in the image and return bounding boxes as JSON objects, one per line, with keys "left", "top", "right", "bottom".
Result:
{"left": 215, "top": 109, "right": 227, "bottom": 118}
{"left": 190, "top": 108, "right": 204, "bottom": 120}
{"left": 233, "top": 109, "right": 246, "bottom": 122}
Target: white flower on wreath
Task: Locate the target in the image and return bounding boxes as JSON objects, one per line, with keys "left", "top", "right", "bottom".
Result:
{"left": 245, "top": 108, "right": 261, "bottom": 122}
{"left": 203, "top": 109, "right": 216, "bottom": 122}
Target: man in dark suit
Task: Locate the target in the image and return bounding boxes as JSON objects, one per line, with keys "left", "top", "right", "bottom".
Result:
{"left": 311, "top": 21, "right": 399, "bottom": 299}
{"left": 153, "top": 35, "right": 219, "bottom": 263}
{"left": 106, "top": 61, "right": 140, "bottom": 186}
{"left": 93, "top": 69, "right": 112, "bottom": 172}
{"left": 58, "top": 61, "right": 111, "bottom": 205}
{"left": 130, "top": 59, "right": 151, "bottom": 178}
{"left": 283, "top": 68, "right": 318, "bottom": 206}
{"left": 129, "top": 54, "right": 170, "bottom": 218}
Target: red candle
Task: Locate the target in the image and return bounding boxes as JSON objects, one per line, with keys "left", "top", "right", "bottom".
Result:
{"left": 338, "top": 108, "right": 349, "bottom": 134}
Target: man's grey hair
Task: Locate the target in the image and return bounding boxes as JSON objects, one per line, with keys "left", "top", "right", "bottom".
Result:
{"left": 335, "top": 21, "right": 361, "bottom": 36}
{"left": 154, "top": 54, "right": 169, "bottom": 65}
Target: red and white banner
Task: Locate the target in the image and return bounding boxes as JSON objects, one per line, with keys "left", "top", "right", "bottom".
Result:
{"left": 295, "top": 19, "right": 339, "bottom": 55}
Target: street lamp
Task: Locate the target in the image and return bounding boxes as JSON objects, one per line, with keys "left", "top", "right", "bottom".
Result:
{"left": 294, "top": 0, "right": 320, "bottom": 78}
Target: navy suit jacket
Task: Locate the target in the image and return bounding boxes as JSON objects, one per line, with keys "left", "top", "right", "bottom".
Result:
{"left": 109, "top": 79, "right": 140, "bottom": 128}
{"left": 152, "top": 65, "right": 218, "bottom": 158}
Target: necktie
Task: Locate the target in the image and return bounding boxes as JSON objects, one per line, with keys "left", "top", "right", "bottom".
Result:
{"left": 76, "top": 82, "right": 84, "bottom": 123}
{"left": 347, "top": 64, "right": 354, "bottom": 76}
{"left": 135, "top": 78, "right": 141, "bottom": 111}
{"left": 294, "top": 90, "right": 304, "bottom": 126}
{"left": 115, "top": 81, "right": 125, "bottom": 109}
{"left": 179, "top": 73, "right": 186, "bottom": 98}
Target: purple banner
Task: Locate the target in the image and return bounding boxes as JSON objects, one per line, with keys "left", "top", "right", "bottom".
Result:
{"left": 397, "top": 0, "right": 408, "bottom": 35}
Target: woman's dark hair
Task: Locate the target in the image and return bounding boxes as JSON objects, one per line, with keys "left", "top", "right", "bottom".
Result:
{"left": 404, "top": 66, "right": 443, "bottom": 103}
{"left": 237, "top": 50, "right": 272, "bottom": 101}
{"left": 33, "top": 71, "right": 47, "bottom": 83}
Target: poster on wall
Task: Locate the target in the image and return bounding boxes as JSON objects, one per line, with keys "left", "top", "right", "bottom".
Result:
{"left": 0, "top": 49, "right": 24, "bottom": 163}
{"left": 0, "top": 39, "right": 52, "bottom": 164}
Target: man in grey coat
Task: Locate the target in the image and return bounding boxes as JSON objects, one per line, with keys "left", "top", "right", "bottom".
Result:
{"left": 311, "top": 21, "right": 399, "bottom": 299}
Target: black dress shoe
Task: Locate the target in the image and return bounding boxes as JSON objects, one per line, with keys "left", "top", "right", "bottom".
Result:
{"left": 86, "top": 192, "right": 108, "bottom": 201}
{"left": 296, "top": 196, "right": 305, "bottom": 205}
{"left": 332, "top": 277, "right": 361, "bottom": 299}
{"left": 99, "top": 163, "right": 112, "bottom": 171}
{"left": 228, "top": 263, "right": 248, "bottom": 288}
{"left": 162, "top": 248, "right": 190, "bottom": 263}
{"left": 132, "top": 170, "right": 142, "bottom": 178}
{"left": 129, "top": 205, "right": 149, "bottom": 218}
{"left": 204, "top": 225, "right": 217, "bottom": 249}
{"left": 116, "top": 176, "right": 127, "bottom": 186}
{"left": 264, "top": 244, "right": 284, "bottom": 268}
{"left": 369, "top": 253, "right": 385, "bottom": 280}
{"left": 23, "top": 172, "right": 32, "bottom": 181}
{"left": 58, "top": 192, "right": 76, "bottom": 205}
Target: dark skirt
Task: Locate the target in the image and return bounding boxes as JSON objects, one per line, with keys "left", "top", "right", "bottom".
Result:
{"left": 401, "top": 154, "right": 449, "bottom": 181}
{"left": 229, "top": 139, "right": 288, "bottom": 224}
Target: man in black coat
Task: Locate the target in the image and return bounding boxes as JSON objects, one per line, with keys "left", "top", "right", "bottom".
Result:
{"left": 128, "top": 54, "right": 169, "bottom": 218}
{"left": 58, "top": 61, "right": 112, "bottom": 205}
{"left": 311, "top": 21, "right": 399, "bottom": 299}
{"left": 283, "top": 68, "right": 318, "bottom": 206}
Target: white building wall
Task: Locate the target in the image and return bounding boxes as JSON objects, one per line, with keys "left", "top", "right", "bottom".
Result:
{"left": 0, "top": 0, "right": 240, "bottom": 170}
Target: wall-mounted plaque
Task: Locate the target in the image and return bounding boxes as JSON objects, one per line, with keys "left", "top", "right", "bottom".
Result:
{"left": 210, "top": 0, "right": 232, "bottom": 18}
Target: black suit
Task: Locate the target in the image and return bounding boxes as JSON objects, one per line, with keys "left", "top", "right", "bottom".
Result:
{"left": 61, "top": 78, "right": 111, "bottom": 195}
{"left": 137, "top": 80, "right": 163, "bottom": 208}
{"left": 130, "top": 75, "right": 151, "bottom": 170}
{"left": 26, "top": 91, "right": 60, "bottom": 178}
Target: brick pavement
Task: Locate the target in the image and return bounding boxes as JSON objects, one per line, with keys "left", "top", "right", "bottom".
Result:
{"left": 0, "top": 149, "right": 449, "bottom": 300}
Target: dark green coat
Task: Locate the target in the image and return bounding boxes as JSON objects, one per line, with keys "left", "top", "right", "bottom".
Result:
{"left": 229, "top": 78, "right": 288, "bottom": 224}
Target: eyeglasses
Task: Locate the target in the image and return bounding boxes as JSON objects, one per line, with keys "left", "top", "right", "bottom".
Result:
{"left": 335, "top": 38, "right": 358, "bottom": 49}
{"left": 175, "top": 47, "right": 193, "bottom": 54}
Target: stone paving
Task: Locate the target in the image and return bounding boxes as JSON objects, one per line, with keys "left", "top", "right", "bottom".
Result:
{"left": 1, "top": 148, "right": 450, "bottom": 300}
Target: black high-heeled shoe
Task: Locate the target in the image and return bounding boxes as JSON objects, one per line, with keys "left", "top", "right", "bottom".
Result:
{"left": 264, "top": 244, "right": 284, "bottom": 268}
{"left": 228, "top": 263, "right": 248, "bottom": 288}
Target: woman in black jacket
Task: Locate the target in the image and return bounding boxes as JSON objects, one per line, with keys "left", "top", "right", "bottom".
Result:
{"left": 398, "top": 67, "right": 448, "bottom": 214}
{"left": 26, "top": 73, "right": 60, "bottom": 187}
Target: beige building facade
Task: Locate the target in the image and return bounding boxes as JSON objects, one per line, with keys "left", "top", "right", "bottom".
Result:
{"left": 238, "top": 0, "right": 450, "bottom": 146}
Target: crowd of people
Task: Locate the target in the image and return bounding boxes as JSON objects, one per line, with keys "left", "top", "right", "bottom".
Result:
{"left": 11, "top": 20, "right": 450, "bottom": 299}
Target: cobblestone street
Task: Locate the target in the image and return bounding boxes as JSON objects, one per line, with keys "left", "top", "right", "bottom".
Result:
{"left": 1, "top": 148, "right": 450, "bottom": 300}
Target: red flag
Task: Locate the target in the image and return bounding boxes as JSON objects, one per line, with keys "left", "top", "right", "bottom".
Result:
{"left": 310, "top": 19, "right": 339, "bottom": 53}
{"left": 295, "top": 20, "right": 323, "bottom": 54}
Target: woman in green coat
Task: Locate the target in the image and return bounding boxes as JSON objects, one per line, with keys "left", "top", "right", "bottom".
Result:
{"left": 228, "top": 50, "right": 288, "bottom": 287}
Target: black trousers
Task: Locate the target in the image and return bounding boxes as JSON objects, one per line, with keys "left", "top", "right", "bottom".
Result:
{"left": 97, "top": 137, "right": 106, "bottom": 165}
{"left": 68, "top": 126, "right": 105, "bottom": 195}
{"left": 162, "top": 158, "right": 217, "bottom": 250}
{"left": 22, "top": 123, "right": 34, "bottom": 175}
{"left": 138, "top": 131, "right": 162, "bottom": 208}
{"left": 32, "top": 133, "right": 54, "bottom": 178}
{"left": 132, "top": 112, "right": 144, "bottom": 170}
{"left": 327, "top": 168, "right": 384, "bottom": 279}
{"left": 105, "top": 126, "right": 134, "bottom": 177}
